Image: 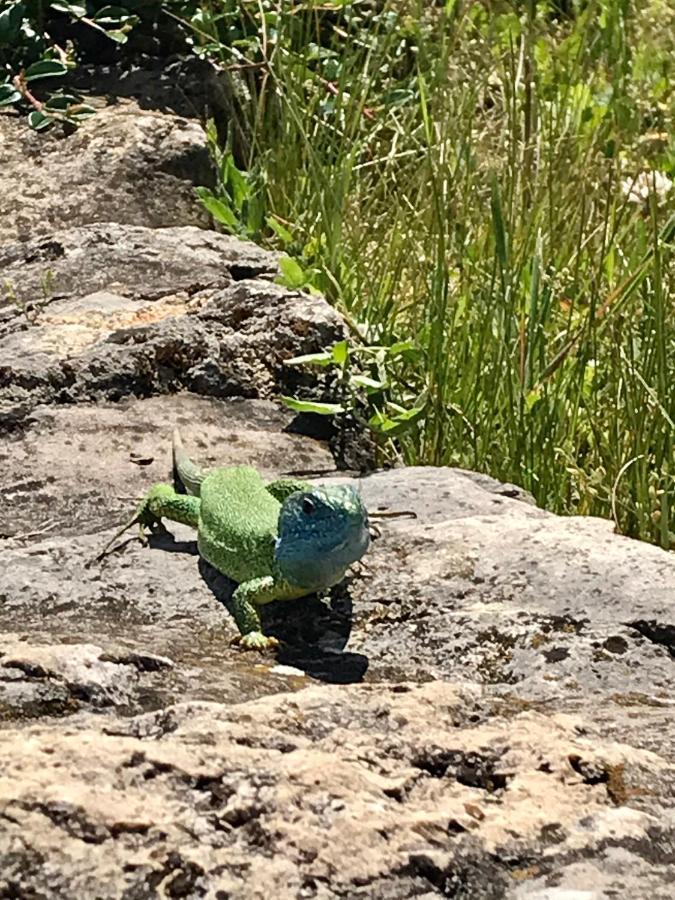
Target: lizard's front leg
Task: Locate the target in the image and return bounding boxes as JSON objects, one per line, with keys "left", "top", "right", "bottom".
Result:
{"left": 141, "top": 484, "right": 201, "bottom": 529}
{"left": 231, "top": 577, "right": 280, "bottom": 652}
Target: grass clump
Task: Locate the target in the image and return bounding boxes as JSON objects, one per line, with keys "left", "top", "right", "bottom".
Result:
{"left": 191, "top": 0, "right": 674, "bottom": 549}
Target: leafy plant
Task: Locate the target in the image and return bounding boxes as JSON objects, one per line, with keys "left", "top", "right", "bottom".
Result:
{"left": 194, "top": 120, "right": 268, "bottom": 238}
{"left": 0, "top": 1, "right": 138, "bottom": 129}
{"left": 282, "top": 338, "right": 427, "bottom": 460}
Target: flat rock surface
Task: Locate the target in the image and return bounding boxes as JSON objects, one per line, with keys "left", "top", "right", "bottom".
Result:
{"left": 2, "top": 432, "right": 674, "bottom": 707}
{"left": 0, "top": 394, "right": 335, "bottom": 538}
{"left": 0, "top": 222, "right": 279, "bottom": 310}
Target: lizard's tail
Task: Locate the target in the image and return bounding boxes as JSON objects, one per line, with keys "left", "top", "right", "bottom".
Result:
{"left": 172, "top": 429, "right": 205, "bottom": 496}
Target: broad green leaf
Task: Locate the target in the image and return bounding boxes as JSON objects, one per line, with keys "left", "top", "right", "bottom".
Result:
{"left": 27, "top": 110, "right": 55, "bottom": 131}
{"left": 0, "top": 84, "right": 21, "bottom": 107}
{"left": 266, "top": 216, "right": 293, "bottom": 245}
{"left": 331, "top": 340, "right": 349, "bottom": 366}
{"left": 281, "top": 397, "right": 344, "bottom": 415}
{"left": 25, "top": 60, "right": 68, "bottom": 82}
{"left": 278, "top": 256, "right": 307, "bottom": 288}
{"left": 195, "top": 188, "right": 238, "bottom": 230}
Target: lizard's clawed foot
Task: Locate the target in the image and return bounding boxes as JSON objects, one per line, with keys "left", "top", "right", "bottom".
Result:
{"left": 232, "top": 632, "right": 280, "bottom": 652}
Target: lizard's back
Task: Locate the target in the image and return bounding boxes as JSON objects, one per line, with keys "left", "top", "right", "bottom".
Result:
{"left": 197, "top": 466, "right": 280, "bottom": 583}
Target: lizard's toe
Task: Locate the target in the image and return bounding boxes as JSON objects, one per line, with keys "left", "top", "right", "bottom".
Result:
{"left": 234, "top": 632, "right": 280, "bottom": 652}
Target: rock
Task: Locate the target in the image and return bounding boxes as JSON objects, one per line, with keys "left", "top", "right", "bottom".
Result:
{"left": 2, "top": 458, "right": 674, "bottom": 708}
{"left": 351, "top": 467, "right": 675, "bottom": 703}
{"left": 0, "top": 222, "right": 278, "bottom": 311}
{"left": 0, "top": 635, "right": 173, "bottom": 719}
{"left": 0, "top": 228, "right": 346, "bottom": 425}
{"left": 0, "top": 682, "right": 672, "bottom": 898}
{"left": 0, "top": 100, "right": 213, "bottom": 244}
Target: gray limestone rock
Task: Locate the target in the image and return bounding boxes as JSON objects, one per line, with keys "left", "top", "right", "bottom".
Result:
{"left": 0, "top": 230, "right": 346, "bottom": 426}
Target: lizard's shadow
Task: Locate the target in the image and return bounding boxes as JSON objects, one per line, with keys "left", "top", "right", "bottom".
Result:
{"left": 198, "top": 559, "right": 369, "bottom": 685}
{"left": 146, "top": 530, "right": 368, "bottom": 683}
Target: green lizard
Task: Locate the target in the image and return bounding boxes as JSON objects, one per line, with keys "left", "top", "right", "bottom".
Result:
{"left": 100, "top": 430, "right": 371, "bottom": 651}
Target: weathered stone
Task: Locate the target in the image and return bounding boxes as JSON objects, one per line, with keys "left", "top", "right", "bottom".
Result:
{"left": 0, "top": 232, "right": 346, "bottom": 425}
{"left": 0, "top": 222, "right": 278, "bottom": 312}
{"left": 0, "top": 682, "right": 672, "bottom": 898}
{"left": 0, "top": 635, "right": 173, "bottom": 719}
{"left": 0, "top": 100, "right": 214, "bottom": 244}
{"left": 352, "top": 467, "right": 675, "bottom": 702}
{"left": 2, "top": 456, "right": 674, "bottom": 706}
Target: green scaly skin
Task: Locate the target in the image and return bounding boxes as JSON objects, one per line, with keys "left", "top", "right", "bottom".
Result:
{"left": 105, "top": 434, "right": 370, "bottom": 652}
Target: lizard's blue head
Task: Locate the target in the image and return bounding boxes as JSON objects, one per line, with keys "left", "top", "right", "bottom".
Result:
{"left": 275, "top": 484, "right": 370, "bottom": 592}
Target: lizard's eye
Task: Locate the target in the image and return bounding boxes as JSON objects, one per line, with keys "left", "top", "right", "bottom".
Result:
{"left": 302, "top": 497, "right": 315, "bottom": 515}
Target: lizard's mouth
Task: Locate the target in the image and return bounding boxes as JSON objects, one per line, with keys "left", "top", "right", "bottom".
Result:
{"left": 330, "top": 523, "right": 371, "bottom": 560}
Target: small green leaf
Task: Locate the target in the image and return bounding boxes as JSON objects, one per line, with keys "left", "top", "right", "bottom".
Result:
{"left": 41, "top": 95, "right": 97, "bottom": 124}
{"left": 0, "top": 84, "right": 21, "bottom": 107}
{"left": 525, "top": 387, "right": 542, "bottom": 412}
{"left": 350, "top": 374, "right": 386, "bottom": 391}
{"left": 0, "top": 4, "right": 25, "bottom": 43}
{"left": 284, "top": 351, "right": 334, "bottom": 367}
{"left": 69, "top": 104, "right": 97, "bottom": 121}
{"left": 331, "top": 340, "right": 349, "bottom": 366}
{"left": 105, "top": 29, "right": 130, "bottom": 43}
{"left": 224, "top": 154, "right": 250, "bottom": 209}
{"left": 27, "top": 110, "right": 55, "bottom": 131}
{"left": 266, "top": 216, "right": 293, "bottom": 245}
{"left": 369, "top": 405, "right": 426, "bottom": 435}
{"left": 387, "top": 340, "right": 416, "bottom": 356}
{"left": 50, "top": 2, "right": 86, "bottom": 16}
{"left": 43, "top": 94, "right": 79, "bottom": 111}
{"left": 281, "top": 397, "right": 345, "bottom": 415}
{"left": 25, "top": 60, "right": 68, "bottom": 82}
{"left": 278, "top": 256, "right": 307, "bottom": 288}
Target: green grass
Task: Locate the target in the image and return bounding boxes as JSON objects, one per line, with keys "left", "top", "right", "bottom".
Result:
{"left": 191, "top": 0, "right": 674, "bottom": 549}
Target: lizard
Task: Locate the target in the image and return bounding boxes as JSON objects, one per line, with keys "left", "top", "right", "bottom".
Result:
{"left": 98, "top": 430, "right": 371, "bottom": 651}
